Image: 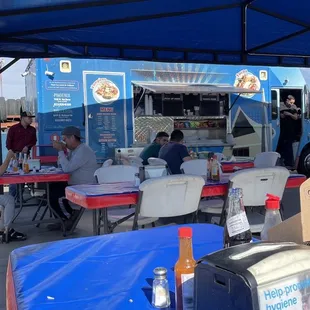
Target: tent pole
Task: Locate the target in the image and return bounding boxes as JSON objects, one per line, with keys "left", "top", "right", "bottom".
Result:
{"left": 0, "top": 58, "right": 20, "bottom": 74}
{"left": 0, "top": 58, "right": 19, "bottom": 194}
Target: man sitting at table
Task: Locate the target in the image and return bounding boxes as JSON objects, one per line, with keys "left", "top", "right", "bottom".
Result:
{"left": 139, "top": 131, "right": 169, "bottom": 165}
{"left": 159, "top": 129, "right": 191, "bottom": 174}
{"left": 0, "top": 150, "right": 26, "bottom": 242}
{"left": 49, "top": 126, "right": 98, "bottom": 231}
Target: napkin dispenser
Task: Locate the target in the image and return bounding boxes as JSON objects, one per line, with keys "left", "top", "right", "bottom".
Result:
{"left": 194, "top": 242, "right": 310, "bottom": 310}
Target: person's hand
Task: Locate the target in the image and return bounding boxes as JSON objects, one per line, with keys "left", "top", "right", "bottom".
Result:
{"left": 6, "top": 150, "right": 15, "bottom": 161}
{"left": 53, "top": 141, "right": 66, "bottom": 151}
{"left": 283, "top": 111, "right": 291, "bottom": 116}
{"left": 21, "top": 146, "right": 28, "bottom": 153}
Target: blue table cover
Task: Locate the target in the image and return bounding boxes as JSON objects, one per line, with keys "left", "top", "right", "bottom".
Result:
{"left": 9, "top": 224, "right": 224, "bottom": 310}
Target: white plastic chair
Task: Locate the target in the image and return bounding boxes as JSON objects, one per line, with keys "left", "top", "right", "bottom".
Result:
{"left": 254, "top": 152, "right": 280, "bottom": 168}
{"left": 94, "top": 165, "right": 138, "bottom": 183}
{"left": 148, "top": 157, "right": 168, "bottom": 166}
{"left": 215, "top": 153, "right": 226, "bottom": 162}
{"left": 128, "top": 156, "right": 143, "bottom": 168}
{"left": 180, "top": 159, "right": 208, "bottom": 176}
{"left": 132, "top": 175, "right": 205, "bottom": 229}
{"left": 226, "top": 167, "right": 289, "bottom": 233}
{"left": 102, "top": 159, "right": 113, "bottom": 167}
{"left": 181, "top": 160, "right": 224, "bottom": 223}
{"left": 94, "top": 165, "right": 157, "bottom": 229}
{"left": 145, "top": 165, "right": 168, "bottom": 179}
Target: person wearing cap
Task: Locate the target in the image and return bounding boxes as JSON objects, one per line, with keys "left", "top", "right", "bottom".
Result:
{"left": 6, "top": 111, "right": 37, "bottom": 197}
{"left": 139, "top": 131, "right": 169, "bottom": 165}
{"left": 49, "top": 126, "right": 97, "bottom": 231}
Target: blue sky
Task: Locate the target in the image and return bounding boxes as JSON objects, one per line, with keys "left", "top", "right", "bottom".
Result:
{"left": 1, "top": 58, "right": 28, "bottom": 99}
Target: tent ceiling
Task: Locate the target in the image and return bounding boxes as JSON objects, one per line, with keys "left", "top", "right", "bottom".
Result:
{"left": 1, "top": 0, "right": 310, "bottom": 66}
{"left": 132, "top": 82, "right": 261, "bottom": 94}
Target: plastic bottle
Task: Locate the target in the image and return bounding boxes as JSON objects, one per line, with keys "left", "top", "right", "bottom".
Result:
{"left": 223, "top": 188, "right": 252, "bottom": 248}
{"left": 260, "top": 194, "right": 282, "bottom": 241}
{"left": 175, "top": 227, "right": 196, "bottom": 310}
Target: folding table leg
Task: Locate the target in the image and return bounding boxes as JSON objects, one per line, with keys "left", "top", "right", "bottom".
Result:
{"left": 92, "top": 209, "right": 98, "bottom": 235}
{"left": 97, "top": 210, "right": 101, "bottom": 235}
{"left": 68, "top": 208, "right": 85, "bottom": 235}
{"left": 45, "top": 182, "right": 66, "bottom": 236}
{"left": 102, "top": 208, "right": 109, "bottom": 234}
{"left": 12, "top": 184, "right": 24, "bottom": 223}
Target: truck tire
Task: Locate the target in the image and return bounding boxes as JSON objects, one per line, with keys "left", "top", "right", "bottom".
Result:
{"left": 297, "top": 146, "right": 310, "bottom": 177}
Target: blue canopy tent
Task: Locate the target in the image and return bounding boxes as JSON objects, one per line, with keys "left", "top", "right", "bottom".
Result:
{"left": 0, "top": 0, "right": 310, "bottom": 68}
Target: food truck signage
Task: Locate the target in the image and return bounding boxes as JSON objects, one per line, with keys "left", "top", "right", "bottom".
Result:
{"left": 162, "top": 94, "right": 183, "bottom": 101}
{"left": 83, "top": 71, "right": 126, "bottom": 161}
{"left": 201, "top": 94, "right": 218, "bottom": 102}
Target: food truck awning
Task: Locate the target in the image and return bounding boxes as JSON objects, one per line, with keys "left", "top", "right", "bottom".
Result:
{"left": 132, "top": 82, "right": 261, "bottom": 94}
{"left": 1, "top": 1, "right": 310, "bottom": 67}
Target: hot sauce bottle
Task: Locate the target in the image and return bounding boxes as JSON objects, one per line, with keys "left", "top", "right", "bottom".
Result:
{"left": 175, "top": 227, "right": 196, "bottom": 310}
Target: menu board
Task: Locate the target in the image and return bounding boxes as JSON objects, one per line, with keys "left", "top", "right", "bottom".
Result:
{"left": 43, "top": 79, "right": 83, "bottom": 129}
{"left": 83, "top": 72, "right": 126, "bottom": 161}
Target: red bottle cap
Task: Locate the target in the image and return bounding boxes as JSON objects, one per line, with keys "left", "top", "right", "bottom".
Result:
{"left": 178, "top": 227, "right": 193, "bottom": 238}
{"left": 265, "top": 194, "right": 280, "bottom": 210}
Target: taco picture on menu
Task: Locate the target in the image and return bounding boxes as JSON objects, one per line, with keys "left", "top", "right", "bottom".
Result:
{"left": 91, "top": 78, "right": 120, "bottom": 104}
{"left": 234, "top": 69, "right": 261, "bottom": 98}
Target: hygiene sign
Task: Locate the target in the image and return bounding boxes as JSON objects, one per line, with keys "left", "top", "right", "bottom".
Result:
{"left": 257, "top": 272, "right": 310, "bottom": 309}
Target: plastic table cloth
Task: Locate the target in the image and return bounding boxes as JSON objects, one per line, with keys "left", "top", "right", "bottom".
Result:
{"left": 221, "top": 161, "right": 254, "bottom": 173}
{"left": 66, "top": 174, "right": 306, "bottom": 210}
{"left": 0, "top": 171, "right": 70, "bottom": 185}
{"left": 6, "top": 224, "right": 224, "bottom": 310}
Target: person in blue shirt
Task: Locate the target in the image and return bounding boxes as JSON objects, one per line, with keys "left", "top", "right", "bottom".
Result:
{"left": 140, "top": 131, "right": 169, "bottom": 165}
{"left": 159, "top": 130, "right": 192, "bottom": 174}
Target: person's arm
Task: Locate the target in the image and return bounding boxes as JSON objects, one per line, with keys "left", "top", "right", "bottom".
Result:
{"left": 0, "top": 150, "right": 14, "bottom": 176}
{"left": 6, "top": 127, "right": 13, "bottom": 151}
{"left": 179, "top": 145, "right": 192, "bottom": 162}
{"left": 58, "top": 148, "right": 89, "bottom": 173}
{"left": 29, "top": 128, "right": 37, "bottom": 149}
{"left": 284, "top": 111, "right": 298, "bottom": 120}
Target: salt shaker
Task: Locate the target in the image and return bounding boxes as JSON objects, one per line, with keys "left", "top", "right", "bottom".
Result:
{"left": 152, "top": 267, "right": 171, "bottom": 308}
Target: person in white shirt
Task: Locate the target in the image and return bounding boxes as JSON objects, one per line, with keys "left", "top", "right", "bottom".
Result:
{"left": 49, "top": 126, "right": 97, "bottom": 231}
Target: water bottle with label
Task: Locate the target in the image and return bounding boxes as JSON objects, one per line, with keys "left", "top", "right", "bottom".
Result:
{"left": 223, "top": 188, "right": 252, "bottom": 248}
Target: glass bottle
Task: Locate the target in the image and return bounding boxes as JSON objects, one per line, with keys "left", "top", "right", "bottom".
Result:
{"left": 12, "top": 154, "right": 18, "bottom": 172}
{"left": 211, "top": 155, "right": 220, "bottom": 181}
{"left": 260, "top": 194, "right": 282, "bottom": 241}
{"left": 23, "top": 153, "right": 30, "bottom": 174}
{"left": 175, "top": 227, "right": 196, "bottom": 310}
{"left": 152, "top": 267, "right": 171, "bottom": 308}
{"left": 18, "top": 153, "right": 23, "bottom": 169}
{"left": 223, "top": 188, "right": 252, "bottom": 248}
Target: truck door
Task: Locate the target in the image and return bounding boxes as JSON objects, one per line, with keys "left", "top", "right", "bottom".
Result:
{"left": 271, "top": 89, "right": 280, "bottom": 151}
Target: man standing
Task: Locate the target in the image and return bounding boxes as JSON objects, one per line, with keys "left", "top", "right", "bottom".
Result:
{"left": 277, "top": 95, "right": 300, "bottom": 168}
{"left": 6, "top": 111, "right": 37, "bottom": 196}
{"left": 49, "top": 126, "right": 97, "bottom": 231}
{"left": 139, "top": 131, "right": 169, "bottom": 165}
{"left": 159, "top": 129, "right": 191, "bottom": 174}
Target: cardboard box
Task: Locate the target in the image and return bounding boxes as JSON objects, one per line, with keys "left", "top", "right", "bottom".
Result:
{"left": 268, "top": 177, "right": 310, "bottom": 244}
